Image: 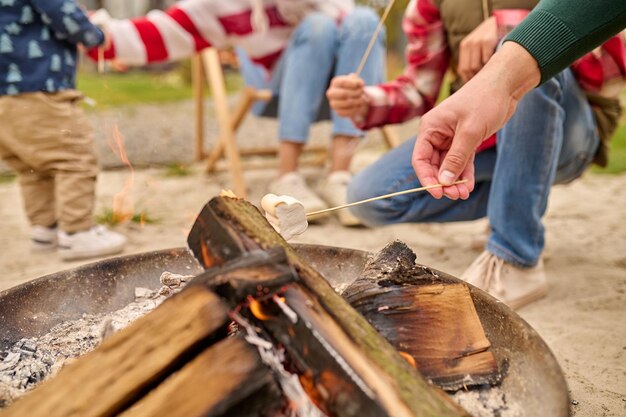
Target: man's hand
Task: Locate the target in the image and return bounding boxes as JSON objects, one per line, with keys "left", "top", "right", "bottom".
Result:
{"left": 413, "top": 42, "right": 540, "bottom": 199}
{"left": 458, "top": 16, "right": 498, "bottom": 82}
{"left": 326, "top": 74, "right": 369, "bottom": 120}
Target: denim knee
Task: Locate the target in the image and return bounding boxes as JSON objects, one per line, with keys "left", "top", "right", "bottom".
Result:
{"left": 294, "top": 12, "right": 338, "bottom": 49}
{"left": 340, "top": 7, "right": 383, "bottom": 40}
{"left": 347, "top": 175, "right": 398, "bottom": 226}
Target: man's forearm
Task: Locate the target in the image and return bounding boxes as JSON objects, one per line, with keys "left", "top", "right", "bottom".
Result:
{"left": 485, "top": 42, "right": 540, "bottom": 102}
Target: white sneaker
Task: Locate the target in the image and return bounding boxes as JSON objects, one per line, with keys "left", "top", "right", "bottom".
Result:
{"left": 58, "top": 225, "right": 127, "bottom": 261}
{"left": 268, "top": 172, "right": 328, "bottom": 222}
{"left": 460, "top": 251, "right": 548, "bottom": 310}
{"left": 31, "top": 225, "right": 58, "bottom": 252}
{"left": 318, "top": 171, "right": 362, "bottom": 227}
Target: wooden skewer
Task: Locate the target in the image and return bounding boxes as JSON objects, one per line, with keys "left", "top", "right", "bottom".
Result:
{"left": 306, "top": 180, "right": 468, "bottom": 217}
{"left": 355, "top": 0, "right": 397, "bottom": 77}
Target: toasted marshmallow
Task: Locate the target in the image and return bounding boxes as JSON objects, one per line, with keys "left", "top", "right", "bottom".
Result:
{"left": 261, "top": 193, "right": 308, "bottom": 240}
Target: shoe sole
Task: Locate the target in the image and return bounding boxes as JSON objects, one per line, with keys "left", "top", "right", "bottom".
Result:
{"left": 507, "top": 284, "right": 549, "bottom": 310}
{"left": 31, "top": 242, "right": 57, "bottom": 252}
{"left": 59, "top": 243, "right": 125, "bottom": 261}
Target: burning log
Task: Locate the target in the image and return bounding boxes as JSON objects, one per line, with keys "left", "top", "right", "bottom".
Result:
{"left": 187, "top": 196, "right": 471, "bottom": 417}
{"left": 118, "top": 336, "right": 284, "bottom": 417}
{"left": 0, "top": 287, "right": 236, "bottom": 417}
{"left": 343, "top": 241, "right": 500, "bottom": 391}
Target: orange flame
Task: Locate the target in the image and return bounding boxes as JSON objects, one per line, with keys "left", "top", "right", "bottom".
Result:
{"left": 398, "top": 351, "right": 417, "bottom": 369}
{"left": 107, "top": 124, "right": 134, "bottom": 224}
{"left": 249, "top": 298, "right": 273, "bottom": 321}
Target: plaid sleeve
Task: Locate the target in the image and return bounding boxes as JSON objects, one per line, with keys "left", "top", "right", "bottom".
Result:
{"left": 356, "top": 0, "right": 449, "bottom": 129}
{"left": 570, "top": 35, "right": 626, "bottom": 98}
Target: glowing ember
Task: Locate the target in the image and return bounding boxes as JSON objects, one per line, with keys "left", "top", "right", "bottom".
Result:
{"left": 398, "top": 351, "right": 417, "bottom": 369}
{"left": 249, "top": 298, "right": 273, "bottom": 321}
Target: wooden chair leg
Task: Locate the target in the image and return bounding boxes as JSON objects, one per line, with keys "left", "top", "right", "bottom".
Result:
{"left": 202, "top": 49, "right": 247, "bottom": 197}
{"left": 192, "top": 55, "right": 206, "bottom": 161}
{"left": 206, "top": 87, "right": 272, "bottom": 173}
{"left": 381, "top": 126, "right": 402, "bottom": 148}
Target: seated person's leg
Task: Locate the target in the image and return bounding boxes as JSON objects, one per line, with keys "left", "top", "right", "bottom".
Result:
{"left": 464, "top": 68, "right": 599, "bottom": 309}
{"left": 269, "top": 12, "right": 339, "bottom": 214}
{"left": 348, "top": 138, "right": 496, "bottom": 226}
{"left": 320, "top": 7, "right": 387, "bottom": 225}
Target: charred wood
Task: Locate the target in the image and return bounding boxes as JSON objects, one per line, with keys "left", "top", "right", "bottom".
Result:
{"left": 119, "top": 336, "right": 284, "bottom": 417}
{"left": 187, "top": 196, "right": 470, "bottom": 417}
{"left": 344, "top": 242, "right": 500, "bottom": 391}
{"left": 1, "top": 287, "right": 230, "bottom": 417}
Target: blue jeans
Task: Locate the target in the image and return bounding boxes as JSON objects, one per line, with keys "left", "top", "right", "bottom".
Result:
{"left": 238, "top": 7, "right": 386, "bottom": 143}
{"left": 348, "top": 69, "right": 599, "bottom": 267}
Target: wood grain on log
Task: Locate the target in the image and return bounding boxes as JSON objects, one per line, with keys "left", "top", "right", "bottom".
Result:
{"left": 1, "top": 287, "right": 229, "bottom": 417}
{"left": 119, "top": 336, "right": 284, "bottom": 417}
{"left": 343, "top": 241, "right": 500, "bottom": 390}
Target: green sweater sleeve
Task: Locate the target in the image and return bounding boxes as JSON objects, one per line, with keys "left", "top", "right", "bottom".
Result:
{"left": 504, "top": 0, "right": 626, "bottom": 84}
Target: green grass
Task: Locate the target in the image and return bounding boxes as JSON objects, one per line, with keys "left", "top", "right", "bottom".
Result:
{"left": 162, "top": 163, "right": 194, "bottom": 177}
{"left": 77, "top": 65, "right": 243, "bottom": 108}
{"left": 0, "top": 173, "right": 16, "bottom": 184}
{"left": 96, "top": 208, "right": 159, "bottom": 226}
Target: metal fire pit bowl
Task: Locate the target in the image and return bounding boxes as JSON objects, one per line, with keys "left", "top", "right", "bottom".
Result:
{"left": 0, "top": 244, "right": 569, "bottom": 416}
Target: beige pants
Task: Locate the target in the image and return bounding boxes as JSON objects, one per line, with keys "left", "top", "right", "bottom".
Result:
{"left": 0, "top": 90, "right": 98, "bottom": 233}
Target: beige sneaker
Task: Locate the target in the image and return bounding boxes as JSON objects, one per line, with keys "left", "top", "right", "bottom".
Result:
{"left": 460, "top": 251, "right": 548, "bottom": 310}
{"left": 268, "top": 172, "right": 328, "bottom": 222}
{"left": 318, "top": 171, "right": 362, "bottom": 227}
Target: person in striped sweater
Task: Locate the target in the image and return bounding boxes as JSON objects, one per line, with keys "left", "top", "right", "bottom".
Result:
{"left": 89, "top": 0, "right": 386, "bottom": 226}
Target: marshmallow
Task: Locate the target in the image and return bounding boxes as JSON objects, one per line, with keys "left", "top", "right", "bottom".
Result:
{"left": 261, "top": 193, "right": 308, "bottom": 241}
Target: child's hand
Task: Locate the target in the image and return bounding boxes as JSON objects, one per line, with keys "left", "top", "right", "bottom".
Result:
{"left": 326, "top": 74, "right": 369, "bottom": 120}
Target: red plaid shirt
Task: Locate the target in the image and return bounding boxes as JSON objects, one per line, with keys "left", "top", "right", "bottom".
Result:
{"left": 357, "top": 0, "right": 626, "bottom": 152}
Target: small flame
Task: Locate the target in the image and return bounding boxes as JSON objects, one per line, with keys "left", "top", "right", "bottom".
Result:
{"left": 398, "top": 351, "right": 417, "bottom": 369}
{"left": 220, "top": 189, "right": 237, "bottom": 198}
{"left": 249, "top": 298, "right": 273, "bottom": 321}
{"left": 199, "top": 239, "right": 215, "bottom": 269}
{"left": 107, "top": 124, "right": 134, "bottom": 223}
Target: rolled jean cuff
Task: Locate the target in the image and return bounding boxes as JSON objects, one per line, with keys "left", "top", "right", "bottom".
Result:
{"left": 332, "top": 117, "right": 364, "bottom": 138}
{"left": 486, "top": 240, "right": 538, "bottom": 268}
{"left": 278, "top": 132, "right": 309, "bottom": 144}
{"left": 332, "top": 127, "right": 364, "bottom": 139}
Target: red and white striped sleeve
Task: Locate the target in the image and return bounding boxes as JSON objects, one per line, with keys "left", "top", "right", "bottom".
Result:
{"left": 356, "top": 0, "right": 450, "bottom": 130}
{"left": 89, "top": 0, "right": 294, "bottom": 70}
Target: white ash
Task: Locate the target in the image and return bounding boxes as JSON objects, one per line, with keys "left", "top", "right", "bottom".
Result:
{"left": 0, "top": 271, "right": 193, "bottom": 408}
{"left": 452, "top": 386, "right": 522, "bottom": 417}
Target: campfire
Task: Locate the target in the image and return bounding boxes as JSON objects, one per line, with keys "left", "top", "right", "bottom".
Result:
{"left": 0, "top": 195, "right": 514, "bottom": 417}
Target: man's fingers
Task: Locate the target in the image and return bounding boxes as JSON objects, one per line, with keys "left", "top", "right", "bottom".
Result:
{"left": 481, "top": 41, "right": 495, "bottom": 65}
{"left": 412, "top": 133, "right": 445, "bottom": 199}
{"left": 331, "top": 99, "right": 364, "bottom": 110}
{"left": 326, "top": 88, "right": 363, "bottom": 101}
{"left": 437, "top": 132, "right": 476, "bottom": 186}
{"left": 329, "top": 75, "right": 364, "bottom": 90}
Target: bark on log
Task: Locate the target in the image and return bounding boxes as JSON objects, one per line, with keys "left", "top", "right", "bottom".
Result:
{"left": 343, "top": 242, "right": 500, "bottom": 391}
{"left": 187, "top": 196, "right": 470, "bottom": 417}
{"left": 1, "top": 287, "right": 229, "bottom": 417}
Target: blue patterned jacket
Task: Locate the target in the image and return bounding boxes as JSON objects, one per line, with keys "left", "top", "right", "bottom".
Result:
{"left": 0, "top": 0, "right": 104, "bottom": 96}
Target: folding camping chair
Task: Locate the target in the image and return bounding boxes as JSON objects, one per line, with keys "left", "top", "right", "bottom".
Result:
{"left": 193, "top": 48, "right": 400, "bottom": 198}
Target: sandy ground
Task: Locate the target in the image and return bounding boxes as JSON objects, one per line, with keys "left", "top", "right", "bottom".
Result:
{"left": 0, "top": 101, "right": 625, "bottom": 416}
